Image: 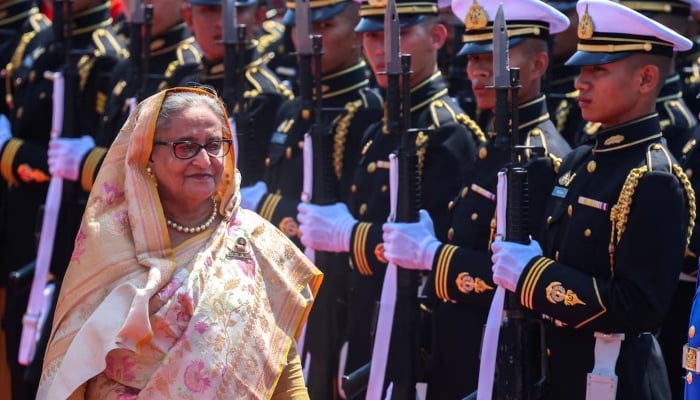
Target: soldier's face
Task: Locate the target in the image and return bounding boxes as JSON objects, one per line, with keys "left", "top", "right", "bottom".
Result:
{"left": 147, "top": 0, "right": 184, "bottom": 37}
{"left": 574, "top": 58, "right": 650, "bottom": 127}
{"left": 183, "top": 5, "right": 225, "bottom": 61}
{"left": 466, "top": 52, "right": 496, "bottom": 109}
{"left": 362, "top": 21, "right": 444, "bottom": 88}
{"left": 291, "top": 8, "right": 362, "bottom": 75}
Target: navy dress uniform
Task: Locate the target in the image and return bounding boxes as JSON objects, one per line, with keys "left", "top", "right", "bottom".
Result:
{"left": 410, "top": 1, "right": 572, "bottom": 398}
{"left": 249, "top": 1, "right": 383, "bottom": 396}
{"left": 311, "top": 1, "right": 485, "bottom": 396}
{"left": 0, "top": 2, "right": 126, "bottom": 398}
{"left": 490, "top": 1, "right": 695, "bottom": 399}
{"left": 80, "top": 21, "right": 202, "bottom": 193}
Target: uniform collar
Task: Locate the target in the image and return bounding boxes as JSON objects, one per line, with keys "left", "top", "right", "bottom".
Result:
{"left": 315, "top": 60, "right": 370, "bottom": 100}
{"left": 408, "top": 71, "right": 449, "bottom": 112}
{"left": 0, "top": 0, "right": 35, "bottom": 32}
{"left": 592, "top": 113, "right": 662, "bottom": 153}
{"left": 487, "top": 94, "right": 550, "bottom": 138}
{"left": 202, "top": 45, "right": 258, "bottom": 80}
{"left": 71, "top": 2, "right": 112, "bottom": 37}
{"left": 149, "top": 22, "right": 193, "bottom": 58}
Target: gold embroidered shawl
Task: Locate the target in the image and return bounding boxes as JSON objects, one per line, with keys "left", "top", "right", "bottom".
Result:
{"left": 36, "top": 87, "right": 322, "bottom": 399}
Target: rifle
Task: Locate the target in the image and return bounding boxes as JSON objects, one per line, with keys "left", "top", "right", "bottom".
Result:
{"left": 295, "top": 1, "right": 348, "bottom": 395}
{"left": 18, "top": 0, "right": 78, "bottom": 366}
{"left": 222, "top": 0, "right": 260, "bottom": 185}
{"left": 365, "top": 0, "right": 421, "bottom": 397}
{"left": 125, "top": 0, "right": 154, "bottom": 112}
{"left": 466, "top": 6, "right": 547, "bottom": 400}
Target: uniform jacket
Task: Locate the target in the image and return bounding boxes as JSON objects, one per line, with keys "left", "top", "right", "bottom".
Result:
{"left": 521, "top": 114, "right": 693, "bottom": 399}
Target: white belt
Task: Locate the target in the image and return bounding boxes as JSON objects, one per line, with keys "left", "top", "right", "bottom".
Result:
{"left": 683, "top": 344, "right": 700, "bottom": 373}
{"left": 585, "top": 332, "right": 625, "bottom": 400}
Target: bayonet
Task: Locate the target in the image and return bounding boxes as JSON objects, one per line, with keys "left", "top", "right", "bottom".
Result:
{"left": 385, "top": 0, "right": 400, "bottom": 75}
{"left": 295, "top": 0, "right": 312, "bottom": 54}
{"left": 493, "top": 5, "right": 509, "bottom": 89}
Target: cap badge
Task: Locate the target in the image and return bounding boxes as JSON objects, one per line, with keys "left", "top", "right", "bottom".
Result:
{"left": 578, "top": 4, "right": 594, "bottom": 39}
{"left": 465, "top": 0, "right": 488, "bottom": 30}
{"left": 368, "top": 0, "right": 386, "bottom": 8}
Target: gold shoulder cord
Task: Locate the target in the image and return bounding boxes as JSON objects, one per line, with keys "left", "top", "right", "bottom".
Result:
{"left": 6, "top": 30, "right": 37, "bottom": 110}
{"left": 333, "top": 100, "right": 362, "bottom": 179}
{"left": 455, "top": 113, "right": 486, "bottom": 143}
{"left": 555, "top": 98, "right": 571, "bottom": 134}
{"left": 608, "top": 145, "right": 697, "bottom": 269}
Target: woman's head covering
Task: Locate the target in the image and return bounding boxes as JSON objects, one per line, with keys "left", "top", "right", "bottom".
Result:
{"left": 39, "top": 87, "right": 321, "bottom": 399}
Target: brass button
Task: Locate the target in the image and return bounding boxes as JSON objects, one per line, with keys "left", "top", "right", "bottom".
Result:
{"left": 547, "top": 216, "right": 552, "bottom": 224}
{"left": 16, "top": 107, "right": 23, "bottom": 119}
{"left": 448, "top": 200, "right": 454, "bottom": 210}
{"left": 567, "top": 205, "right": 573, "bottom": 217}
{"left": 350, "top": 184, "right": 357, "bottom": 193}
{"left": 447, "top": 227, "right": 454, "bottom": 241}
{"left": 359, "top": 203, "right": 367, "bottom": 216}
{"left": 39, "top": 92, "right": 46, "bottom": 100}
{"left": 381, "top": 184, "right": 388, "bottom": 192}
{"left": 471, "top": 212, "right": 478, "bottom": 221}
{"left": 587, "top": 160, "right": 596, "bottom": 173}
{"left": 461, "top": 187, "right": 469, "bottom": 198}
{"left": 687, "top": 169, "right": 694, "bottom": 179}
{"left": 265, "top": 157, "right": 271, "bottom": 167}
{"left": 479, "top": 147, "right": 487, "bottom": 159}
{"left": 367, "top": 162, "right": 377, "bottom": 173}
{"left": 584, "top": 229, "right": 591, "bottom": 237}
{"left": 690, "top": 325, "right": 696, "bottom": 339}
{"left": 29, "top": 71, "right": 36, "bottom": 82}
{"left": 297, "top": 140, "right": 304, "bottom": 149}
{"left": 285, "top": 147, "right": 292, "bottom": 159}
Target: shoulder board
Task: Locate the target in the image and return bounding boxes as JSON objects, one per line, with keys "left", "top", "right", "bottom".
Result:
{"left": 661, "top": 99, "right": 697, "bottom": 130}
{"left": 359, "top": 88, "right": 383, "bottom": 110}
{"left": 28, "top": 12, "right": 51, "bottom": 32}
{"left": 91, "top": 28, "right": 127, "bottom": 58}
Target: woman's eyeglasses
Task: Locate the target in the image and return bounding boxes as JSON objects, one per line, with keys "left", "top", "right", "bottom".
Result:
{"left": 153, "top": 139, "right": 233, "bottom": 160}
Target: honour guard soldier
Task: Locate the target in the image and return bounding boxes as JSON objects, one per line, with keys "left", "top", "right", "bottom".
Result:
{"left": 240, "top": 0, "right": 383, "bottom": 396}
{"left": 297, "top": 0, "right": 484, "bottom": 396}
{"left": 49, "top": 0, "right": 203, "bottom": 195}
{"left": 179, "top": 0, "right": 294, "bottom": 185}
{"left": 380, "top": 0, "right": 572, "bottom": 398}
{"left": 491, "top": 1, "right": 695, "bottom": 399}
{"left": 0, "top": 1, "right": 126, "bottom": 398}
{"left": 0, "top": 3, "right": 52, "bottom": 397}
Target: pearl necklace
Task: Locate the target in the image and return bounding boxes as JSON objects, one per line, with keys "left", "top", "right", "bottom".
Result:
{"left": 166, "top": 199, "right": 218, "bottom": 234}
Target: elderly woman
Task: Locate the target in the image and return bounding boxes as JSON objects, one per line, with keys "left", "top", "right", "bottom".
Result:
{"left": 36, "top": 86, "right": 322, "bottom": 399}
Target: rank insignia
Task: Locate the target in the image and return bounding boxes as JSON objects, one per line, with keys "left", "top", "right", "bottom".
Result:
{"left": 279, "top": 217, "right": 299, "bottom": 238}
{"left": 558, "top": 170, "right": 576, "bottom": 187}
{"left": 374, "top": 243, "right": 387, "bottom": 264}
{"left": 603, "top": 135, "right": 625, "bottom": 146}
{"left": 456, "top": 272, "right": 493, "bottom": 294}
{"left": 465, "top": 0, "right": 488, "bottom": 30}
{"left": 578, "top": 4, "right": 594, "bottom": 39}
{"left": 545, "top": 281, "right": 586, "bottom": 306}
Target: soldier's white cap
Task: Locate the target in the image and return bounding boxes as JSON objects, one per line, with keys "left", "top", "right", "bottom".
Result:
{"left": 619, "top": 0, "right": 700, "bottom": 17}
{"left": 566, "top": 0, "right": 693, "bottom": 66}
{"left": 452, "top": 0, "right": 569, "bottom": 56}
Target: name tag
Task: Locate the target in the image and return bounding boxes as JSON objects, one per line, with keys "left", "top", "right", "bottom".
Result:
{"left": 552, "top": 186, "right": 568, "bottom": 198}
{"left": 271, "top": 132, "right": 287, "bottom": 144}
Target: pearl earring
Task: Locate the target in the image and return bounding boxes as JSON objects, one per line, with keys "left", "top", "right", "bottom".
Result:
{"left": 146, "top": 166, "right": 158, "bottom": 187}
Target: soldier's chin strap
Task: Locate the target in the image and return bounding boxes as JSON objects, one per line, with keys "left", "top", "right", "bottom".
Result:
{"left": 586, "top": 332, "right": 625, "bottom": 400}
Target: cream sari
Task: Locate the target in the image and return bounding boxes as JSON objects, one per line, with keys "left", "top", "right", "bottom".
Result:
{"left": 37, "top": 87, "right": 322, "bottom": 399}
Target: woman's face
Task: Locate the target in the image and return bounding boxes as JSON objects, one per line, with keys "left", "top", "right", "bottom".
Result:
{"left": 150, "top": 105, "right": 225, "bottom": 213}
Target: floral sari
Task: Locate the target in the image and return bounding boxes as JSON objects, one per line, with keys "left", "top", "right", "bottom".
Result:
{"left": 36, "top": 87, "right": 322, "bottom": 399}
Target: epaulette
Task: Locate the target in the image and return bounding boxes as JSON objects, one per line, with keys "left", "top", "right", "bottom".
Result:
{"left": 682, "top": 137, "right": 697, "bottom": 168}
{"left": 333, "top": 100, "right": 362, "bottom": 179}
{"left": 162, "top": 40, "right": 203, "bottom": 90}
{"left": 661, "top": 98, "right": 697, "bottom": 130}
{"left": 427, "top": 98, "right": 486, "bottom": 144}
{"left": 77, "top": 27, "right": 126, "bottom": 90}
{"left": 609, "top": 143, "right": 696, "bottom": 267}
{"left": 256, "top": 19, "right": 285, "bottom": 56}
{"left": 244, "top": 60, "right": 294, "bottom": 100}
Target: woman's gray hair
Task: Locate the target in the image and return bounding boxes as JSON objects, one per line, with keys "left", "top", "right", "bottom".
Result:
{"left": 155, "top": 86, "right": 227, "bottom": 133}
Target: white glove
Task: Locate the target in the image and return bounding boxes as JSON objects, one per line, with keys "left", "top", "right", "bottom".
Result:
{"left": 382, "top": 209, "right": 441, "bottom": 271}
{"left": 240, "top": 181, "right": 267, "bottom": 210}
{"left": 48, "top": 135, "right": 95, "bottom": 181}
{"left": 491, "top": 238, "right": 543, "bottom": 292}
{"left": 0, "top": 114, "right": 12, "bottom": 152}
{"left": 297, "top": 202, "right": 357, "bottom": 252}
